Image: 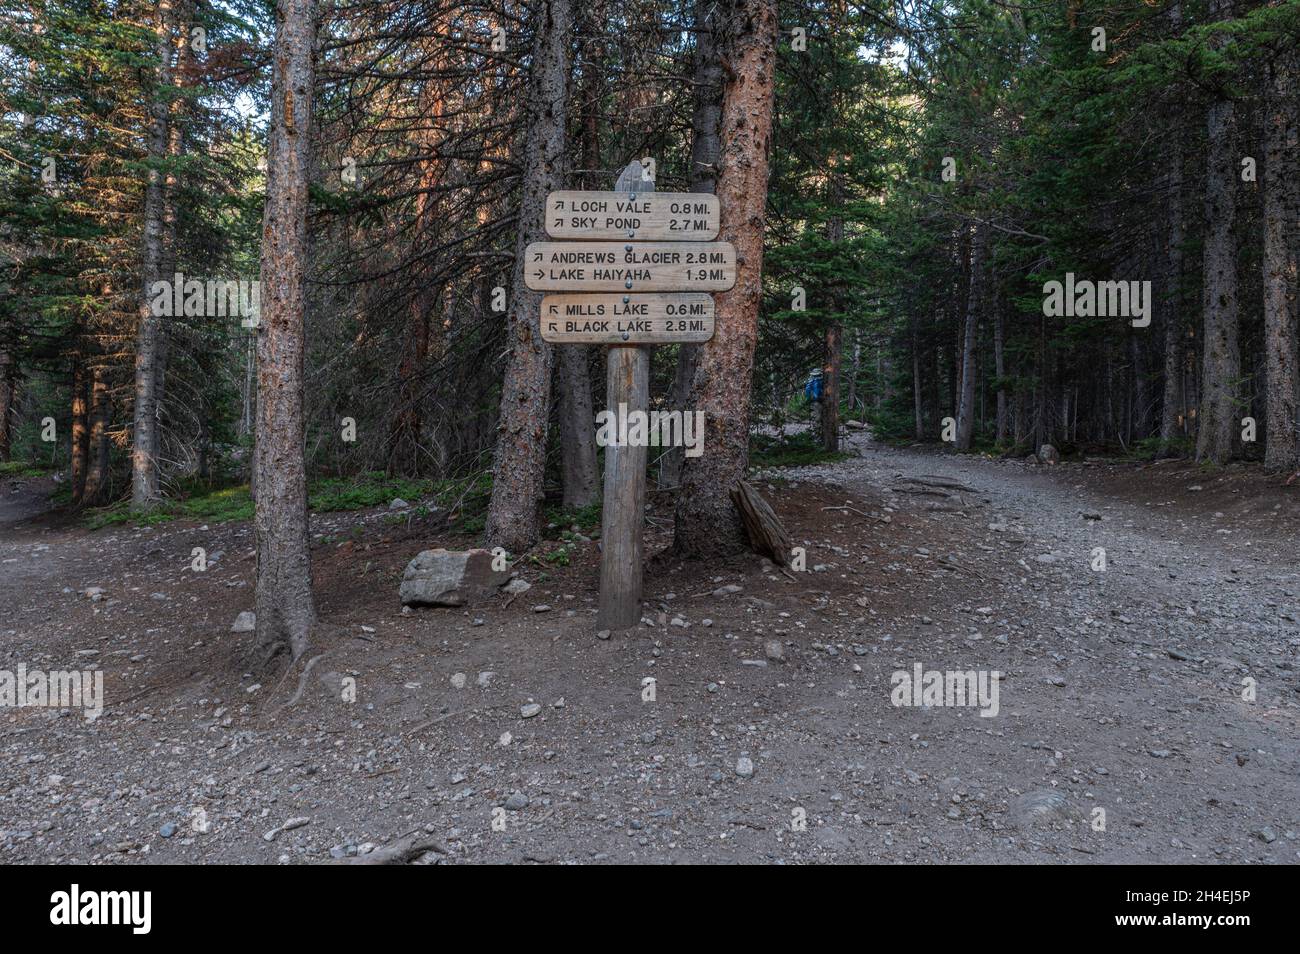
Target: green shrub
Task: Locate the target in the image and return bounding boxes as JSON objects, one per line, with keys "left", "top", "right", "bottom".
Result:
{"left": 750, "top": 430, "right": 852, "bottom": 469}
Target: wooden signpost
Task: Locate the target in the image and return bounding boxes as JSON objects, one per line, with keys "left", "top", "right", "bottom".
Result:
{"left": 523, "top": 241, "right": 736, "bottom": 292}
{"left": 543, "top": 162, "right": 732, "bottom": 629}
{"left": 545, "top": 190, "right": 719, "bottom": 240}
{"left": 539, "top": 293, "right": 715, "bottom": 344}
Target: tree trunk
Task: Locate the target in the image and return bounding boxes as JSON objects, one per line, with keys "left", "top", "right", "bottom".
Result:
{"left": 557, "top": 345, "right": 599, "bottom": 506}
{"left": 821, "top": 191, "right": 844, "bottom": 452}
{"left": 253, "top": 0, "right": 320, "bottom": 663}
{"left": 555, "top": 3, "right": 602, "bottom": 504}
{"left": 1130, "top": 334, "right": 1150, "bottom": 438}
{"left": 845, "top": 330, "right": 860, "bottom": 414}
{"left": 673, "top": 0, "right": 777, "bottom": 559}
{"left": 83, "top": 365, "right": 111, "bottom": 505}
{"left": 388, "top": 134, "right": 442, "bottom": 474}
{"left": 153, "top": 0, "right": 193, "bottom": 418}
{"left": 1160, "top": 139, "right": 1186, "bottom": 447}
{"left": 912, "top": 320, "right": 924, "bottom": 440}
{"left": 0, "top": 348, "right": 14, "bottom": 462}
{"left": 662, "top": 0, "right": 723, "bottom": 489}
{"left": 1031, "top": 317, "right": 1046, "bottom": 450}
{"left": 70, "top": 360, "right": 88, "bottom": 503}
{"left": 1263, "top": 52, "right": 1299, "bottom": 470}
{"left": 130, "top": 0, "right": 175, "bottom": 510}
{"left": 484, "top": 0, "right": 573, "bottom": 552}
{"left": 821, "top": 321, "right": 841, "bottom": 452}
{"left": 993, "top": 296, "right": 1007, "bottom": 445}
{"left": 955, "top": 222, "right": 985, "bottom": 450}
{"left": 1195, "top": 1, "right": 1240, "bottom": 464}
{"left": 390, "top": 287, "right": 431, "bottom": 473}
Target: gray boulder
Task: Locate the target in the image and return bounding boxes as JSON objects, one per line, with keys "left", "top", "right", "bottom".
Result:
{"left": 399, "top": 548, "right": 510, "bottom": 607}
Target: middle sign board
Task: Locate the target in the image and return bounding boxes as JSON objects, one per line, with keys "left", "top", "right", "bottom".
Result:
{"left": 523, "top": 241, "right": 737, "bottom": 293}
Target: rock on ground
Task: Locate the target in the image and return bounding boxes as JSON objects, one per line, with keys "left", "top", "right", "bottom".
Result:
{"left": 399, "top": 548, "right": 511, "bottom": 607}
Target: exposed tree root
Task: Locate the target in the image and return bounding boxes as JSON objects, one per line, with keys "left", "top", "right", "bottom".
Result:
{"left": 334, "top": 831, "right": 450, "bottom": 865}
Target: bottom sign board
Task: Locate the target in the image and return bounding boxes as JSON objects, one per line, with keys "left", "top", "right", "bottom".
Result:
{"left": 540, "top": 293, "right": 715, "bottom": 344}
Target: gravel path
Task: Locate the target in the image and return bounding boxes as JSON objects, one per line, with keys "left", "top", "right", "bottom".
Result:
{"left": 2, "top": 438, "right": 1297, "bottom": 864}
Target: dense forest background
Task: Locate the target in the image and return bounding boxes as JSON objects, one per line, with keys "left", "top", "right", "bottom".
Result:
{"left": 1, "top": 0, "right": 1297, "bottom": 657}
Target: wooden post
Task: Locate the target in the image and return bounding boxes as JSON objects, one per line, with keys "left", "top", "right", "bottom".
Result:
{"left": 529, "top": 162, "right": 726, "bottom": 627}
{"left": 598, "top": 162, "right": 653, "bottom": 629}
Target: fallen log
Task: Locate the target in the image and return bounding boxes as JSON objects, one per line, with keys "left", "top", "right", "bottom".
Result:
{"left": 889, "top": 486, "right": 953, "bottom": 497}
{"left": 730, "top": 480, "right": 792, "bottom": 567}
{"left": 335, "top": 830, "right": 449, "bottom": 865}
{"left": 894, "top": 474, "right": 978, "bottom": 492}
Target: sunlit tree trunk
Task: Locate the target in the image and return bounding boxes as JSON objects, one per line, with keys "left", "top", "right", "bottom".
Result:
{"left": 662, "top": 0, "right": 723, "bottom": 488}
{"left": 253, "top": 0, "right": 320, "bottom": 663}
{"left": 131, "top": 0, "right": 175, "bottom": 510}
{"left": 485, "top": 0, "right": 573, "bottom": 551}
{"left": 674, "top": 0, "right": 777, "bottom": 558}
{"left": 70, "top": 359, "right": 88, "bottom": 503}
{"left": 83, "top": 364, "right": 111, "bottom": 505}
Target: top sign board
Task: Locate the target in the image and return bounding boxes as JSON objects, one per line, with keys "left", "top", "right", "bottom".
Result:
{"left": 546, "top": 191, "right": 720, "bottom": 241}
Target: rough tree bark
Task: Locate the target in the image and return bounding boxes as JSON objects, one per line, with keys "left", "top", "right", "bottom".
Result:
{"left": 993, "top": 295, "right": 1008, "bottom": 445}
{"left": 955, "top": 222, "right": 985, "bottom": 450}
{"left": 253, "top": 0, "right": 320, "bottom": 663}
{"left": 154, "top": 0, "right": 193, "bottom": 413}
{"left": 70, "top": 360, "right": 88, "bottom": 503}
{"left": 673, "top": 0, "right": 777, "bottom": 558}
{"left": 912, "top": 319, "right": 924, "bottom": 440}
{"left": 662, "top": 0, "right": 723, "bottom": 488}
{"left": 556, "top": 346, "right": 599, "bottom": 507}
{"left": 845, "top": 330, "right": 860, "bottom": 413}
{"left": 83, "top": 365, "right": 111, "bottom": 505}
{"left": 484, "top": 0, "right": 573, "bottom": 551}
{"left": 390, "top": 74, "right": 449, "bottom": 474}
{"left": 553, "top": 0, "right": 602, "bottom": 506}
{"left": 1160, "top": 130, "right": 1186, "bottom": 448}
{"left": 0, "top": 348, "right": 14, "bottom": 462}
{"left": 1195, "top": 0, "right": 1240, "bottom": 465}
{"left": 130, "top": 0, "right": 175, "bottom": 510}
{"left": 820, "top": 188, "right": 844, "bottom": 452}
{"left": 1263, "top": 51, "right": 1299, "bottom": 470}
{"left": 1159, "top": 2, "right": 1187, "bottom": 451}
{"left": 821, "top": 321, "right": 841, "bottom": 452}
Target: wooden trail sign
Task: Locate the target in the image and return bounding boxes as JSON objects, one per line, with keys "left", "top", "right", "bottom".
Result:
{"left": 546, "top": 190, "right": 719, "bottom": 240}
{"left": 540, "top": 293, "right": 714, "bottom": 344}
{"left": 523, "top": 241, "right": 737, "bottom": 292}
{"left": 596, "top": 163, "right": 655, "bottom": 630}
{"left": 554, "top": 162, "right": 723, "bottom": 629}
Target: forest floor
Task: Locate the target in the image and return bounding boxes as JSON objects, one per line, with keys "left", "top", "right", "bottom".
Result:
{"left": 2, "top": 432, "right": 1299, "bottom": 864}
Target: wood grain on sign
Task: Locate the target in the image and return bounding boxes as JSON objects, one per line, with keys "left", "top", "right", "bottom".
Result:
{"left": 545, "top": 191, "right": 720, "bottom": 240}
{"left": 540, "top": 293, "right": 715, "bottom": 343}
{"left": 524, "top": 241, "right": 736, "bottom": 292}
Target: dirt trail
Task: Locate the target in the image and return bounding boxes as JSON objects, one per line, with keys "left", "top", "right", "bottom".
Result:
{"left": 1, "top": 437, "right": 1297, "bottom": 864}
